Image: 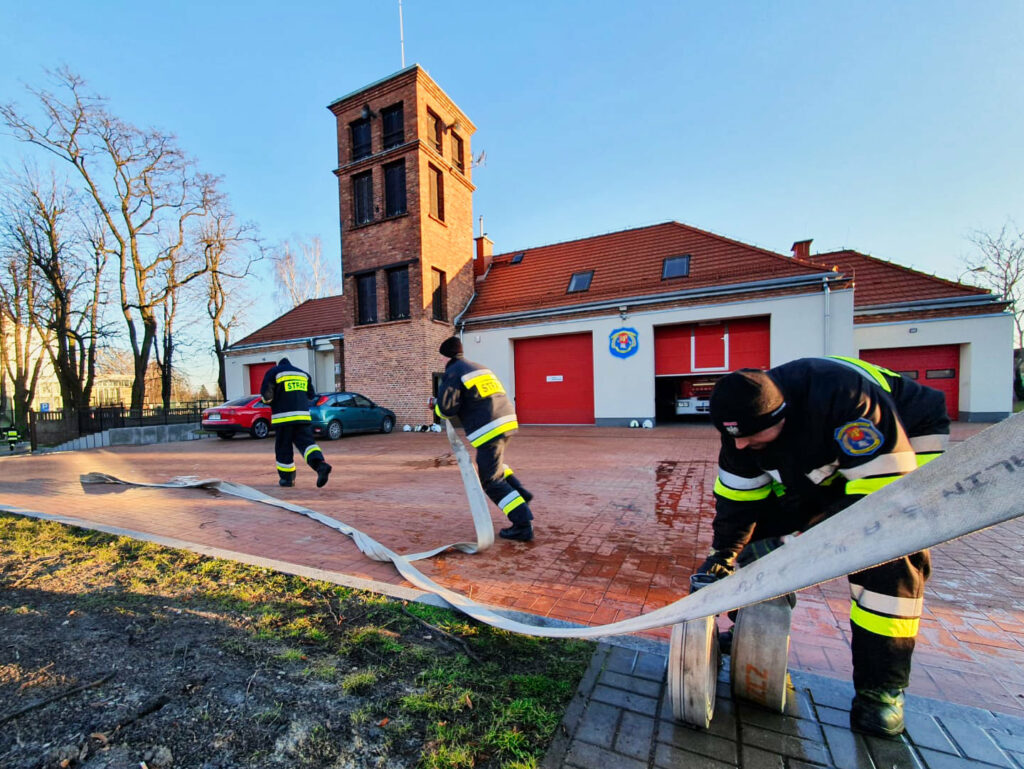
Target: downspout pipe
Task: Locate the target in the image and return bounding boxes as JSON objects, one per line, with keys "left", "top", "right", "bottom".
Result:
{"left": 823, "top": 278, "right": 831, "bottom": 355}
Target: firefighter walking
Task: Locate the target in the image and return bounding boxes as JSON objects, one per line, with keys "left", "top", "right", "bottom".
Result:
{"left": 433, "top": 336, "right": 535, "bottom": 542}
{"left": 697, "top": 356, "right": 949, "bottom": 738}
{"left": 259, "top": 357, "right": 332, "bottom": 488}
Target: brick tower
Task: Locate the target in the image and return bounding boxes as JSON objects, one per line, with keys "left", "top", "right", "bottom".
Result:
{"left": 327, "top": 66, "right": 476, "bottom": 425}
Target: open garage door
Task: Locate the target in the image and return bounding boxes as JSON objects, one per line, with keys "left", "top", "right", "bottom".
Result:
{"left": 513, "top": 333, "right": 594, "bottom": 424}
{"left": 859, "top": 345, "right": 960, "bottom": 420}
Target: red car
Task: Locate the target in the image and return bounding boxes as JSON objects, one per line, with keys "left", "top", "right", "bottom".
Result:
{"left": 201, "top": 395, "right": 272, "bottom": 439}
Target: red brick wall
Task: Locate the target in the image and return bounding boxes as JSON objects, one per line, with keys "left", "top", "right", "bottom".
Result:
{"left": 328, "top": 66, "right": 478, "bottom": 425}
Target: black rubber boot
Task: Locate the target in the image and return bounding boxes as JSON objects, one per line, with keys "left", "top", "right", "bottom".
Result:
{"left": 499, "top": 523, "right": 534, "bottom": 541}
{"left": 850, "top": 689, "right": 905, "bottom": 738}
{"left": 279, "top": 477, "right": 294, "bottom": 487}
{"left": 316, "top": 463, "right": 332, "bottom": 488}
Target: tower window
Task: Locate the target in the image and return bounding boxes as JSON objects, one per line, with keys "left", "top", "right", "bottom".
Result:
{"left": 427, "top": 109, "right": 443, "bottom": 154}
{"left": 567, "top": 271, "right": 593, "bottom": 293}
{"left": 452, "top": 132, "right": 465, "bottom": 173}
{"left": 431, "top": 268, "right": 447, "bottom": 321}
{"left": 350, "top": 118, "right": 371, "bottom": 160}
{"left": 356, "top": 273, "right": 377, "bottom": 325}
{"left": 387, "top": 266, "right": 410, "bottom": 320}
{"left": 381, "top": 102, "right": 404, "bottom": 149}
{"left": 662, "top": 254, "right": 691, "bottom": 279}
{"left": 383, "top": 160, "right": 406, "bottom": 217}
{"left": 352, "top": 170, "right": 373, "bottom": 225}
{"left": 428, "top": 165, "right": 445, "bottom": 222}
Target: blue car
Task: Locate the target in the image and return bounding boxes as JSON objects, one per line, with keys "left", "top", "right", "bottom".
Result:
{"left": 310, "top": 392, "right": 396, "bottom": 440}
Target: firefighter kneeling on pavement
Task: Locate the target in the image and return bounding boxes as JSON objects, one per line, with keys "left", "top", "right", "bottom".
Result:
{"left": 432, "top": 336, "right": 535, "bottom": 542}
{"left": 696, "top": 356, "right": 949, "bottom": 738}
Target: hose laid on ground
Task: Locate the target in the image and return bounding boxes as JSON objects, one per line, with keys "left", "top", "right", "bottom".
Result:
{"left": 73, "top": 414, "right": 1024, "bottom": 640}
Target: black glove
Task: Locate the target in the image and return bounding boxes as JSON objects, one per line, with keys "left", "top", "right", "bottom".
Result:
{"left": 737, "top": 536, "right": 784, "bottom": 567}
{"left": 695, "top": 551, "right": 736, "bottom": 580}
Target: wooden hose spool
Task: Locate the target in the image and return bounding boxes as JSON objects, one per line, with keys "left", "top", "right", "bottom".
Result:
{"left": 729, "top": 594, "right": 793, "bottom": 711}
{"left": 668, "top": 616, "right": 719, "bottom": 728}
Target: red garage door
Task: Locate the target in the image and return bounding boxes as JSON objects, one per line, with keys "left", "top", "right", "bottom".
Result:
{"left": 654, "top": 317, "right": 770, "bottom": 375}
{"left": 513, "top": 333, "right": 594, "bottom": 424}
{"left": 248, "top": 362, "right": 275, "bottom": 396}
{"left": 859, "top": 345, "right": 960, "bottom": 420}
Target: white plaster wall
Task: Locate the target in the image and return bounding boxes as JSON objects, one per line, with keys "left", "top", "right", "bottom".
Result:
{"left": 464, "top": 288, "right": 855, "bottom": 423}
{"left": 854, "top": 313, "right": 1013, "bottom": 418}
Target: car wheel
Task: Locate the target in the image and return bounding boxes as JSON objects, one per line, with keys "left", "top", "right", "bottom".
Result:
{"left": 380, "top": 416, "right": 394, "bottom": 434}
{"left": 217, "top": 432, "right": 235, "bottom": 440}
{"left": 251, "top": 419, "right": 270, "bottom": 439}
{"left": 328, "top": 420, "right": 343, "bottom": 440}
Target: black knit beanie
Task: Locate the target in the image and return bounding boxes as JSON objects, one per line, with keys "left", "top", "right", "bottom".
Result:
{"left": 439, "top": 336, "right": 463, "bottom": 358}
{"left": 709, "top": 369, "right": 786, "bottom": 438}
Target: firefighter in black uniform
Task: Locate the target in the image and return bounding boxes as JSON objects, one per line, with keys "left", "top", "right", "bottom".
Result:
{"left": 259, "top": 357, "right": 332, "bottom": 488}
{"left": 433, "top": 336, "right": 535, "bottom": 541}
{"left": 698, "top": 356, "right": 949, "bottom": 738}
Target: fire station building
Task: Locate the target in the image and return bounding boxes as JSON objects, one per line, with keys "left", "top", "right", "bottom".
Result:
{"left": 225, "top": 65, "right": 1013, "bottom": 425}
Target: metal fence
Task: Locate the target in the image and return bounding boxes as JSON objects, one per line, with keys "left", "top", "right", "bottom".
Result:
{"left": 30, "top": 402, "right": 220, "bottom": 449}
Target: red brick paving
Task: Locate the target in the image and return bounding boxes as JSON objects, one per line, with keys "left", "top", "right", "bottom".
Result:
{"left": 1, "top": 421, "right": 1022, "bottom": 717}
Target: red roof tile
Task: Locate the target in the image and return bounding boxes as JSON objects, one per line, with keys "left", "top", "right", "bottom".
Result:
{"left": 233, "top": 295, "right": 348, "bottom": 347}
{"left": 802, "top": 250, "right": 992, "bottom": 308}
{"left": 465, "top": 221, "right": 833, "bottom": 319}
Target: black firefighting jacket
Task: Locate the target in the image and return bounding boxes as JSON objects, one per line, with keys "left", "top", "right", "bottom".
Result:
{"left": 711, "top": 356, "right": 950, "bottom": 559}
{"left": 259, "top": 358, "right": 315, "bottom": 425}
{"left": 434, "top": 356, "right": 518, "bottom": 447}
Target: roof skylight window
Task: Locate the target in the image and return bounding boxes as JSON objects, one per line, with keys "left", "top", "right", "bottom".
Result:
{"left": 662, "top": 254, "right": 691, "bottom": 279}
{"left": 510, "top": 252, "right": 525, "bottom": 264}
{"left": 567, "top": 270, "right": 593, "bottom": 293}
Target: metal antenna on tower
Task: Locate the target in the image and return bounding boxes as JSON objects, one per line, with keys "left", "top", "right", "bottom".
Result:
{"left": 398, "top": 0, "right": 406, "bottom": 68}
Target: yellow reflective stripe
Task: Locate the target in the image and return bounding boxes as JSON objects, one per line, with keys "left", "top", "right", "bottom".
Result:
{"left": 434, "top": 404, "right": 449, "bottom": 419}
{"left": 463, "top": 372, "right": 505, "bottom": 398}
{"left": 829, "top": 356, "right": 893, "bottom": 393}
{"left": 850, "top": 601, "right": 919, "bottom": 638}
{"left": 277, "top": 464, "right": 296, "bottom": 473}
{"left": 503, "top": 466, "right": 514, "bottom": 478}
{"left": 272, "top": 413, "right": 312, "bottom": 424}
{"left": 303, "top": 445, "right": 322, "bottom": 460}
{"left": 916, "top": 452, "right": 942, "bottom": 467}
{"left": 714, "top": 477, "right": 772, "bottom": 501}
{"left": 276, "top": 373, "right": 307, "bottom": 383}
{"left": 503, "top": 496, "right": 526, "bottom": 514}
{"left": 469, "top": 419, "right": 518, "bottom": 447}
{"left": 845, "top": 475, "right": 901, "bottom": 495}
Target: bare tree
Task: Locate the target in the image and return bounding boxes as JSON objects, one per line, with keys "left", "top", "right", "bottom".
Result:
{"left": 1, "top": 68, "right": 218, "bottom": 411}
{"left": 963, "top": 221, "right": 1024, "bottom": 348}
{"left": 270, "top": 236, "right": 341, "bottom": 311}
{"left": 199, "top": 207, "right": 260, "bottom": 399}
{"left": 0, "top": 181, "right": 53, "bottom": 427}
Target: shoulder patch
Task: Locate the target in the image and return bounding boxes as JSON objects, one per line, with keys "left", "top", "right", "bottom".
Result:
{"left": 834, "top": 420, "right": 884, "bottom": 456}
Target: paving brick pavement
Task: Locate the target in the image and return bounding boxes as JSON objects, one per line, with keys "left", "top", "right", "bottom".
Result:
{"left": 543, "top": 641, "right": 1024, "bottom": 769}
{"left": 1, "top": 422, "right": 1022, "bottom": 721}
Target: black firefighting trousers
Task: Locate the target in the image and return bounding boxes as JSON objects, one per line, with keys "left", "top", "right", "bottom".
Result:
{"left": 475, "top": 435, "right": 533, "bottom": 526}
{"left": 273, "top": 421, "right": 326, "bottom": 482}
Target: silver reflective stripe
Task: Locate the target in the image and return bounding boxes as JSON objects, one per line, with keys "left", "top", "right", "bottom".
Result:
{"left": 842, "top": 451, "right": 917, "bottom": 480}
{"left": 461, "top": 368, "right": 495, "bottom": 385}
{"left": 498, "top": 491, "right": 521, "bottom": 510}
{"left": 272, "top": 410, "right": 311, "bottom": 421}
{"left": 467, "top": 414, "right": 518, "bottom": 444}
{"left": 718, "top": 468, "right": 772, "bottom": 491}
{"left": 277, "top": 463, "right": 296, "bottom": 471}
{"left": 911, "top": 434, "right": 949, "bottom": 453}
{"left": 806, "top": 461, "right": 840, "bottom": 485}
{"left": 767, "top": 469, "right": 782, "bottom": 483}
{"left": 850, "top": 585, "right": 923, "bottom": 618}
{"left": 276, "top": 372, "right": 307, "bottom": 382}
{"left": 828, "top": 356, "right": 892, "bottom": 392}
{"left": 304, "top": 445, "right": 322, "bottom": 459}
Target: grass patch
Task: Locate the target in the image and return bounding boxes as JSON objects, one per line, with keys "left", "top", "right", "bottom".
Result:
{"left": 0, "top": 512, "right": 593, "bottom": 768}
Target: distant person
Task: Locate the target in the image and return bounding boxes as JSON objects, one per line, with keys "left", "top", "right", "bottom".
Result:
{"left": 432, "top": 336, "right": 535, "bottom": 541}
{"left": 695, "top": 356, "right": 949, "bottom": 738}
{"left": 259, "top": 357, "right": 331, "bottom": 488}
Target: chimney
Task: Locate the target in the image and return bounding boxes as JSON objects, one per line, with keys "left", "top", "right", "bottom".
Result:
{"left": 474, "top": 235, "right": 494, "bottom": 278}
{"left": 791, "top": 239, "right": 813, "bottom": 261}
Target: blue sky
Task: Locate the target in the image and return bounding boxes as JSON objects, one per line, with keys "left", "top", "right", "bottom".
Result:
{"left": 2, "top": 2, "right": 1022, "bottom": 387}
